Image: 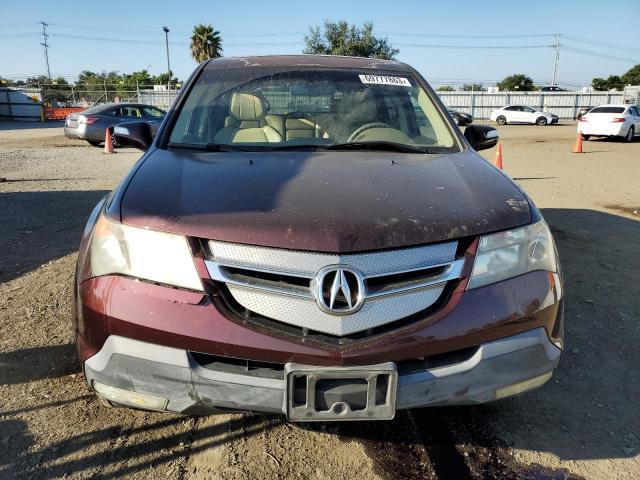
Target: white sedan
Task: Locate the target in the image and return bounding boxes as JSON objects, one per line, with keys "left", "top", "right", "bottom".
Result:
{"left": 490, "top": 105, "right": 559, "bottom": 126}
{"left": 577, "top": 104, "right": 640, "bottom": 142}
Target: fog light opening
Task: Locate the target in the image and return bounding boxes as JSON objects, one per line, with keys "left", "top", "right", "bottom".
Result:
{"left": 93, "top": 381, "right": 168, "bottom": 411}
{"left": 494, "top": 372, "right": 553, "bottom": 400}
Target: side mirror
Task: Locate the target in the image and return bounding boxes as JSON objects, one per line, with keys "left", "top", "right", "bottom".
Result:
{"left": 464, "top": 125, "right": 499, "bottom": 151}
{"left": 113, "top": 121, "right": 153, "bottom": 150}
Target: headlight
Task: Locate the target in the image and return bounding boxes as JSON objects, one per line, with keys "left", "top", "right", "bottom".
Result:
{"left": 468, "top": 220, "right": 557, "bottom": 289}
{"left": 89, "top": 214, "right": 203, "bottom": 291}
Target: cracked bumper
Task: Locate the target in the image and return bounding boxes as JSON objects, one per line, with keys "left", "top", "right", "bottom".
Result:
{"left": 84, "top": 327, "right": 561, "bottom": 417}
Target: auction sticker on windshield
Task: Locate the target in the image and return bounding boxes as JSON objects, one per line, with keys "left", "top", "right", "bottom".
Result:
{"left": 358, "top": 74, "right": 411, "bottom": 87}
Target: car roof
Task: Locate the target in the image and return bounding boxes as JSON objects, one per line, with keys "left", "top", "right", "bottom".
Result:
{"left": 203, "top": 54, "right": 412, "bottom": 72}
{"left": 97, "top": 102, "right": 162, "bottom": 109}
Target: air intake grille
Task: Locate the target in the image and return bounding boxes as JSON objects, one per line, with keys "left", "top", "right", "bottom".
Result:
{"left": 205, "top": 240, "right": 463, "bottom": 337}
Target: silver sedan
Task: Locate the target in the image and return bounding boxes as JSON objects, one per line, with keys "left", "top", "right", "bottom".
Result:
{"left": 64, "top": 103, "right": 165, "bottom": 146}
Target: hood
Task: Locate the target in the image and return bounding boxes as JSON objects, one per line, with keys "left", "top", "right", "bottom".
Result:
{"left": 119, "top": 149, "right": 532, "bottom": 252}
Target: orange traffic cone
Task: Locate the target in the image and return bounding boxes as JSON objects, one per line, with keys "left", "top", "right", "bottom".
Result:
{"left": 494, "top": 143, "right": 503, "bottom": 169}
{"left": 572, "top": 132, "right": 583, "bottom": 153}
{"left": 103, "top": 128, "right": 115, "bottom": 154}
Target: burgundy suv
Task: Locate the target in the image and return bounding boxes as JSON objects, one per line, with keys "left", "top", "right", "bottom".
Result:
{"left": 73, "top": 55, "right": 563, "bottom": 421}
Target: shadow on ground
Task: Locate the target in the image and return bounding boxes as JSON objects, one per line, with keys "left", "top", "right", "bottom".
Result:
{"left": 1, "top": 209, "right": 637, "bottom": 479}
{"left": 0, "top": 412, "right": 278, "bottom": 479}
{"left": 0, "top": 121, "right": 64, "bottom": 131}
{"left": 0, "top": 190, "right": 108, "bottom": 282}
{"left": 0, "top": 343, "right": 79, "bottom": 385}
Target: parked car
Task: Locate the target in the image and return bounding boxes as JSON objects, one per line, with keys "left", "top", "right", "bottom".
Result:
{"left": 447, "top": 108, "right": 473, "bottom": 126}
{"left": 64, "top": 103, "right": 166, "bottom": 146}
{"left": 577, "top": 107, "right": 592, "bottom": 120}
{"left": 74, "top": 55, "right": 563, "bottom": 422}
{"left": 490, "top": 105, "right": 559, "bottom": 126}
{"left": 577, "top": 104, "right": 640, "bottom": 142}
{"left": 540, "top": 86, "right": 567, "bottom": 92}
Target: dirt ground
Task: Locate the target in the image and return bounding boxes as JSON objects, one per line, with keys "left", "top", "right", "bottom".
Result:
{"left": 0, "top": 121, "right": 638, "bottom": 479}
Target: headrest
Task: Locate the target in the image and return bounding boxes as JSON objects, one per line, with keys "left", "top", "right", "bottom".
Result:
{"left": 230, "top": 92, "right": 265, "bottom": 121}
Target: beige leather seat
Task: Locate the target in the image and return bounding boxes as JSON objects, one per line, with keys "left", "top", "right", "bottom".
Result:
{"left": 284, "top": 117, "right": 329, "bottom": 141}
{"left": 214, "top": 93, "right": 283, "bottom": 143}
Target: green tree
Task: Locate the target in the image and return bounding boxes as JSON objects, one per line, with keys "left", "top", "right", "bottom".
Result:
{"left": 436, "top": 85, "right": 455, "bottom": 92}
{"left": 591, "top": 75, "right": 624, "bottom": 91}
{"left": 461, "top": 83, "right": 485, "bottom": 92}
{"left": 497, "top": 74, "right": 535, "bottom": 91}
{"left": 304, "top": 21, "right": 398, "bottom": 60}
{"left": 121, "top": 69, "right": 153, "bottom": 88}
{"left": 190, "top": 24, "right": 223, "bottom": 63}
{"left": 152, "top": 72, "right": 179, "bottom": 87}
{"left": 621, "top": 64, "right": 640, "bottom": 85}
{"left": 25, "top": 75, "right": 50, "bottom": 87}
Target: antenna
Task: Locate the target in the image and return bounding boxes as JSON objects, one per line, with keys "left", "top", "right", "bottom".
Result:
{"left": 40, "top": 20, "right": 51, "bottom": 79}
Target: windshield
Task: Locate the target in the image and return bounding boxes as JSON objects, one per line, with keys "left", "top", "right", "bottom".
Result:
{"left": 168, "top": 67, "right": 457, "bottom": 152}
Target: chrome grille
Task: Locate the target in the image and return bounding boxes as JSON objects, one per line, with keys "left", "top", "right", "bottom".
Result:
{"left": 205, "top": 240, "right": 463, "bottom": 337}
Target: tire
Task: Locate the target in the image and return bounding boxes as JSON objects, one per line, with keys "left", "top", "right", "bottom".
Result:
{"left": 625, "top": 126, "right": 634, "bottom": 143}
{"left": 87, "top": 140, "right": 101, "bottom": 147}
{"left": 582, "top": 135, "right": 590, "bottom": 141}
{"left": 496, "top": 115, "right": 506, "bottom": 125}
{"left": 536, "top": 116, "right": 548, "bottom": 126}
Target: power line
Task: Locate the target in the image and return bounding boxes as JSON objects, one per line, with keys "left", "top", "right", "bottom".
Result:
{"left": 397, "top": 43, "right": 554, "bottom": 49}
{"left": 382, "top": 32, "right": 556, "bottom": 39}
{"left": 562, "top": 46, "right": 638, "bottom": 63}
{"left": 562, "top": 34, "right": 640, "bottom": 54}
{"left": 49, "top": 32, "right": 302, "bottom": 47}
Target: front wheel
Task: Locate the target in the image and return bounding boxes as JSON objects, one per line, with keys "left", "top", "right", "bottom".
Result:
{"left": 496, "top": 116, "right": 507, "bottom": 125}
{"left": 536, "top": 116, "right": 548, "bottom": 126}
{"left": 87, "top": 140, "right": 101, "bottom": 147}
{"left": 582, "top": 135, "right": 590, "bottom": 141}
{"left": 625, "top": 126, "right": 634, "bottom": 143}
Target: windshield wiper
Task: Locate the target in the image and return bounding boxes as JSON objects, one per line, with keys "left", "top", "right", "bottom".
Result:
{"left": 167, "top": 142, "right": 252, "bottom": 152}
{"left": 326, "top": 141, "right": 430, "bottom": 154}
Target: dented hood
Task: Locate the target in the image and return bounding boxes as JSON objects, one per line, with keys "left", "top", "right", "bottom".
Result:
{"left": 119, "top": 149, "right": 531, "bottom": 252}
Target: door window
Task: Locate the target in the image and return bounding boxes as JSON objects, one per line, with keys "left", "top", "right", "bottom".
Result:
{"left": 142, "top": 106, "right": 165, "bottom": 118}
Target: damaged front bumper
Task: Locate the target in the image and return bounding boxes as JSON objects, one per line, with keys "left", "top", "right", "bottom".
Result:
{"left": 84, "top": 327, "right": 561, "bottom": 420}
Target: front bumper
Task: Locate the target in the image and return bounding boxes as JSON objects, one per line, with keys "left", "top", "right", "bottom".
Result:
{"left": 84, "top": 327, "right": 560, "bottom": 417}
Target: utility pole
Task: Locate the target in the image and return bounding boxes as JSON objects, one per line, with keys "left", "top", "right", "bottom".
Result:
{"left": 551, "top": 33, "right": 560, "bottom": 86}
{"left": 40, "top": 21, "right": 51, "bottom": 79}
{"left": 162, "top": 26, "right": 171, "bottom": 102}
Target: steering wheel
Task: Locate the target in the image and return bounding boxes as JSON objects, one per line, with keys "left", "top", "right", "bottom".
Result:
{"left": 348, "top": 122, "right": 396, "bottom": 142}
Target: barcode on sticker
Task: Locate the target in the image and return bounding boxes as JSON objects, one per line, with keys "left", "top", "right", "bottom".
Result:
{"left": 358, "top": 75, "right": 411, "bottom": 87}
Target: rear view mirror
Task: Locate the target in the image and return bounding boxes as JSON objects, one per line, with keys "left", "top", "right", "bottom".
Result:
{"left": 464, "top": 125, "right": 499, "bottom": 151}
{"left": 113, "top": 121, "right": 153, "bottom": 150}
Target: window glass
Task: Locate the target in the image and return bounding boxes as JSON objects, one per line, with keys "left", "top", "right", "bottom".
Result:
{"left": 590, "top": 106, "right": 625, "bottom": 114}
{"left": 169, "top": 67, "right": 457, "bottom": 151}
{"left": 142, "top": 106, "right": 165, "bottom": 118}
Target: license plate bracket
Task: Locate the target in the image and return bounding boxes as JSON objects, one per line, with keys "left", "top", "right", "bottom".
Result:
{"left": 285, "top": 362, "right": 397, "bottom": 421}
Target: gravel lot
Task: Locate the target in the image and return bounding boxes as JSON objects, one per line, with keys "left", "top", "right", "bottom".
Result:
{"left": 1, "top": 121, "right": 638, "bottom": 479}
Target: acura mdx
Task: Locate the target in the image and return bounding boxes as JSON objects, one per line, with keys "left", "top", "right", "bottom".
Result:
{"left": 73, "top": 55, "right": 563, "bottom": 421}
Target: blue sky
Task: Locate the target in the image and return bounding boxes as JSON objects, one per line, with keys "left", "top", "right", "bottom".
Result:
{"left": 1, "top": 0, "right": 638, "bottom": 88}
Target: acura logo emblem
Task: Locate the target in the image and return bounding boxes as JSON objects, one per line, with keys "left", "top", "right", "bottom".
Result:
{"left": 315, "top": 266, "right": 365, "bottom": 315}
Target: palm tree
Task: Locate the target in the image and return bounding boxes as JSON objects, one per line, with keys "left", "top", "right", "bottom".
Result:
{"left": 190, "top": 24, "right": 223, "bottom": 63}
